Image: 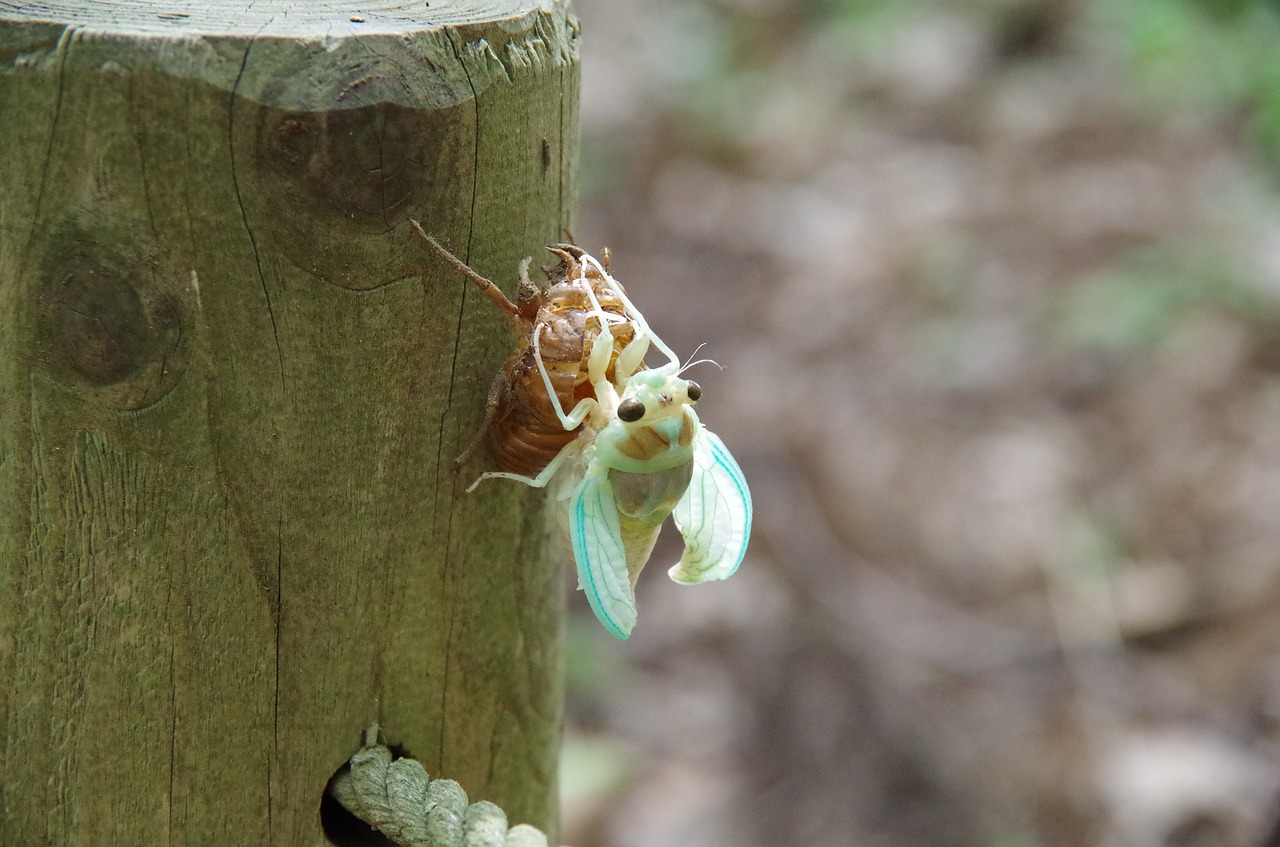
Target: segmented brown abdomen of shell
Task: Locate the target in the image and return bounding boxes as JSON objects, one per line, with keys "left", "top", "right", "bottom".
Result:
{"left": 486, "top": 248, "right": 637, "bottom": 477}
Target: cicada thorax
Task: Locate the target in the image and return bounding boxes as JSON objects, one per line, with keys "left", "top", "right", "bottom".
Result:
{"left": 484, "top": 245, "right": 640, "bottom": 477}
{"left": 609, "top": 411, "right": 697, "bottom": 471}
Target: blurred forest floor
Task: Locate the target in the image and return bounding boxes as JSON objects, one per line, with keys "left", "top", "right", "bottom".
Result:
{"left": 559, "top": 1, "right": 1280, "bottom": 845}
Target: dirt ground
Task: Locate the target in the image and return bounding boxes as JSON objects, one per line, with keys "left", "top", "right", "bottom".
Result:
{"left": 556, "top": 1, "right": 1280, "bottom": 845}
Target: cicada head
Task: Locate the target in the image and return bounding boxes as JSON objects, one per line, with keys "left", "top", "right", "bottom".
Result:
{"left": 615, "top": 366, "right": 701, "bottom": 426}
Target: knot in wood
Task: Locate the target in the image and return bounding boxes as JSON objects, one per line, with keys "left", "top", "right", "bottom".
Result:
{"left": 256, "top": 101, "right": 428, "bottom": 220}
{"left": 51, "top": 264, "right": 148, "bottom": 386}
{"left": 36, "top": 233, "right": 191, "bottom": 408}
{"left": 248, "top": 98, "right": 466, "bottom": 287}
{"left": 43, "top": 259, "right": 185, "bottom": 392}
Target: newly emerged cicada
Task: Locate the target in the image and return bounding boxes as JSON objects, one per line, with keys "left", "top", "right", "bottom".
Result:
{"left": 558, "top": 344, "right": 753, "bottom": 640}
{"left": 413, "top": 221, "right": 751, "bottom": 639}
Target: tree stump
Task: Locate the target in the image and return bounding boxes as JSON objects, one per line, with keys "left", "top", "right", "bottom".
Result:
{"left": 0, "top": 1, "right": 577, "bottom": 843}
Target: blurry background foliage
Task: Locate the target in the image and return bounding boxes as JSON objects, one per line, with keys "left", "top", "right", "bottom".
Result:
{"left": 555, "top": 0, "right": 1280, "bottom": 845}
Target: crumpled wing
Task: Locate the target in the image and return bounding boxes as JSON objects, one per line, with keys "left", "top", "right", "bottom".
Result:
{"left": 569, "top": 470, "right": 637, "bottom": 639}
{"left": 670, "top": 428, "right": 752, "bottom": 584}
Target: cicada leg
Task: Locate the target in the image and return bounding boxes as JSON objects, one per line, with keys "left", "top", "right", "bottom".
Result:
{"left": 454, "top": 368, "right": 507, "bottom": 473}
{"left": 532, "top": 320, "right": 610, "bottom": 433}
{"left": 465, "top": 436, "right": 582, "bottom": 493}
{"left": 573, "top": 249, "right": 603, "bottom": 284}
{"left": 577, "top": 249, "right": 678, "bottom": 371}
{"left": 615, "top": 332, "right": 651, "bottom": 382}
{"left": 515, "top": 255, "right": 539, "bottom": 304}
{"left": 409, "top": 220, "right": 522, "bottom": 322}
{"left": 669, "top": 427, "right": 752, "bottom": 584}
{"left": 577, "top": 279, "right": 651, "bottom": 383}
{"left": 603, "top": 278, "right": 681, "bottom": 369}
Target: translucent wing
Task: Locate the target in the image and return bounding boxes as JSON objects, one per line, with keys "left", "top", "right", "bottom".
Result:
{"left": 569, "top": 469, "right": 637, "bottom": 639}
{"left": 670, "top": 428, "right": 752, "bottom": 584}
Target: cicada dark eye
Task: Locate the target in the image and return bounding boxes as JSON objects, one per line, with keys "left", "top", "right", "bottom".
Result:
{"left": 618, "top": 398, "right": 646, "bottom": 422}
{"left": 686, "top": 381, "right": 702, "bottom": 402}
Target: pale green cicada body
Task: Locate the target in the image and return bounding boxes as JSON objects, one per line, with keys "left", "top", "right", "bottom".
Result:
{"left": 563, "top": 362, "right": 752, "bottom": 639}
{"left": 462, "top": 247, "right": 752, "bottom": 639}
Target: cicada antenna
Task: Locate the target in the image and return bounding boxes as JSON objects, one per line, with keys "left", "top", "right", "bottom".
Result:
{"left": 678, "top": 343, "right": 724, "bottom": 375}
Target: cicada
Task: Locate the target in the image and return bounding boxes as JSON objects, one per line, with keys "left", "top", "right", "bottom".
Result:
{"left": 558, "top": 350, "right": 753, "bottom": 640}
{"left": 414, "top": 221, "right": 751, "bottom": 639}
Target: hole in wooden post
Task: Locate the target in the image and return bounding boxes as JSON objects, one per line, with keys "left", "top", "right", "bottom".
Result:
{"left": 319, "top": 763, "right": 395, "bottom": 847}
{"left": 319, "top": 736, "right": 416, "bottom": 847}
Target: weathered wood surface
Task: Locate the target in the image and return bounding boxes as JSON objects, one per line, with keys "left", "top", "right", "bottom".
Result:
{"left": 0, "top": 1, "right": 577, "bottom": 843}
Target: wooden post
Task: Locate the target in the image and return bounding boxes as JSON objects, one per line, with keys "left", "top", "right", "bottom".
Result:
{"left": 0, "top": 2, "right": 577, "bottom": 844}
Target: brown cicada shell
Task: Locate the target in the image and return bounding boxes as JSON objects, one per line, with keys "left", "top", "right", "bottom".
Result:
{"left": 410, "top": 220, "right": 643, "bottom": 480}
